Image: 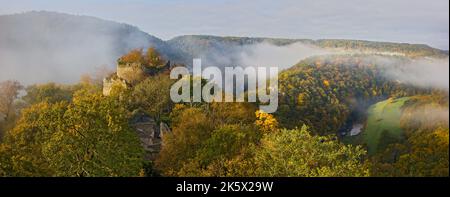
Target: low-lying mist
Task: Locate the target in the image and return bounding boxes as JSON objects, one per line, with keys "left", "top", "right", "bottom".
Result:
{"left": 382, "top": 58, "right": 449, "bottom": 91}
{"left": 0, "top": 11, "right": 165, "bottom": 85}
{"left": 1, "top": 12, "right": 448, "bottom": 95}
{"left": 354, "top": 56, "right": 450, "bottom": 92}
{"left": 237, "top": 42, "right": 334, "bottom": 70}
{"left": 403, "top": 104, "right": 450, "bottom": 130}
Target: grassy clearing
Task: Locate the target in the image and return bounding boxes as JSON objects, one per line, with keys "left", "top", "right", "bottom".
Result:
{"left": 363, "top": 97, "right": 410, "bottom": 155}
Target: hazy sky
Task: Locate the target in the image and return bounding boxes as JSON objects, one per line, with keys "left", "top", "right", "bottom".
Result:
{"left": 0, "top": 0, "right": 448, "bottom": 49}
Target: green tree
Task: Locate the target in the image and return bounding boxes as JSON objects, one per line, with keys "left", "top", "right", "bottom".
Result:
{"left": 250, "top": 126, "right": 369, "bottom": 177}
{"left": 156, "top": 102, "right": 260, "bottom": 177}
{"left": 156, "top": 107, "right": 214, "bottom": 176}
{"left": 47, "top": 91, "right": 144, "bottom": 176}
{"left": 1, "top": 90, "right": 144, "bottom": 177}
{"left": 371, "top": 127, "right": 449, "bottom": 177}
{"left": 23, "top": 83, "right": 73, "bottom": 105}
{"left": 131, "top": 75, "right": 173, "bottom": 123}
{"left": 1, "top": 102, "right": 67, "bottom": 176}
{"left": 398, "top": 128, "right": 449, "bottom": 176}
{"left": 177, "top": 124, "right": 261, "bottom": 176}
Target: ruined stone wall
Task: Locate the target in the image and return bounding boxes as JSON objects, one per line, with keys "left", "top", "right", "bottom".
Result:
{"left": 132, "top": 119, "right": 172, "bottom": 161}
{"left": 102, "top": 76, "right": 128, "bottom": 96}
{"left": 116, "top": 62, "right": 147, "bottom": 85}
{"left": 102, "top": 61, "right": 173, "bottom": 160}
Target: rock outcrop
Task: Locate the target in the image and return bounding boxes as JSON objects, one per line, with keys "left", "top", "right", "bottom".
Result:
{"left": 159, "top": 122, "right": 171, "bottom": 139}
{"left": 130, "top": 112, "right": 171, "bottom": 161}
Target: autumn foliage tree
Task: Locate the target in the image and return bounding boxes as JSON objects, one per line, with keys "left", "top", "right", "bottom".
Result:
{"left": 248, "top": 126, "right": 369, "bottom": 177}
{"left": 156, "top": 107, "right": 215, "bottom": 175}
{"left": 0, "top": 89, "right": 144, "bottom": 177}
{"left": 255, "top": 110, "right": 279, "bottom": 133}
{"left": 370, "top": 95, "right": 449, "bottom": 177}
{"left": 22, "top": 83, "right": 73, "bottom": 105}
{"left": 277, "top": 55, "right": 430, "bottom": 135}
{"left": 145, "top": 47, "right": 165, "bottom": 68}
{"left": 0, "top": 80, "right": 23, "bottom": 138}
{"left": 155, "top": 101, "right": 370, "bottom": 177}
{"left": 118, "top": 47, "right": 167, "bottom": 68}
{"left": 155, "top": 102, "right": 258, "bottom": 176}
{"left": 118, "top": 48, "right": 145, "bottom": 65}
{"left": 0, "top": 81, "right": 23, "bottom": 120}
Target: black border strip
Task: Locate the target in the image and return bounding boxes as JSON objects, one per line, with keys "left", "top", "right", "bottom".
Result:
{"left": 0, "top": 177, "right": 448, "bottom": 195}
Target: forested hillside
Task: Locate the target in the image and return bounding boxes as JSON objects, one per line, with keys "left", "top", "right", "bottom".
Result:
{"left": 0, "top": 11, "right": 448, "bottom": 177}
{"left": 168, "top": 35, "right": 448, "bottom": 67}
{"left": 276, "top": 54, "right": 449, "bottom": 176}
{"left": 1, "top": 47, "right": 448, "bottom": 177}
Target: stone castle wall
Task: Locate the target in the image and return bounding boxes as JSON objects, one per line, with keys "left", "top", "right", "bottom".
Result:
{"left": 102, "top": 76, "right": 128, "bottom": 96}
{"left": 102, "top": 61, "right": 173, "bottom": 161}
{"left": 116, "top": 62, "right": 147, "bottom": 85}
{"left": 132, "top": 118, "right": 171, "bottom": 161}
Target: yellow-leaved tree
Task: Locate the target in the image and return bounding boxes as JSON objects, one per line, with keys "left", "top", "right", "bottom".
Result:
{"left": 255, "top": 110, "right": 279, "bottom": 134}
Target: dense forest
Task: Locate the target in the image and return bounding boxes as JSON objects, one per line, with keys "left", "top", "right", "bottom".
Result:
{"left": 276, "top": 55, "right": 448, "bottom": 176}
{"left": 0, "top": 46, "right": 448, "bottom": 177}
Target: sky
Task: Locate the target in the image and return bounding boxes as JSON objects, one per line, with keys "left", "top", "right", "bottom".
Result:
{"left": 0, "top": 0, "right": 449, "bottom": 49}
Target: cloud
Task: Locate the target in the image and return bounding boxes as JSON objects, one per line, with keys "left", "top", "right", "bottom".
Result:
{"left": 363, "top": 56, "right": 450, "bottom": 91}
{"left": 403, "top": 104, "right": 449, "bottom": 130}
{"left": 191, "top": 41, "right": 334, "bottom": 69}
{"left": 0, "top": 12, "right": 157, "bottom": 85}
{"left": 232, "top": 42, "right": 449, "bottom": 92}
{"left": 382, "top": 58, "right": 450, "bottom": 91}
{"left": 238, "top": 42, "right": 333, "bottom": 70}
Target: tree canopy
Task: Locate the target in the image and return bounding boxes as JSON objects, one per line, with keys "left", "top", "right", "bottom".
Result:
{"left": 0, "top": 89, "right": 144, "bottom": 177}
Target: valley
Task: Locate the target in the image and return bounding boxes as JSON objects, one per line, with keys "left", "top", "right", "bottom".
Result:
{"left": 0, "top": 11, "right": 448, "bottom": 177}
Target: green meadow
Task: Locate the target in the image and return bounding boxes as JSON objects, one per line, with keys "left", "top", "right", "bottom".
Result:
{"left": 363, "top": 97, "right": 410, "bottom": 155}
